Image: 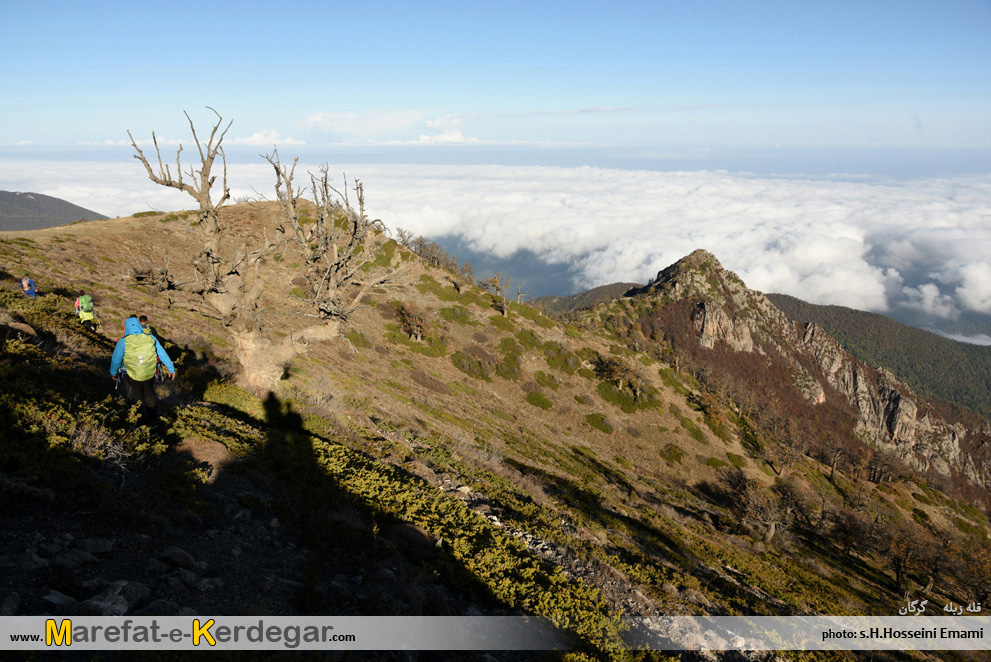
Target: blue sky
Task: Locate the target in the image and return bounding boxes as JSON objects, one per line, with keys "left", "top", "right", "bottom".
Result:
{"left": 2, "top": 1, "right": 990, "bottom": 338}
{"left": 2, "top": 0, "right": 989, "bottom": 160}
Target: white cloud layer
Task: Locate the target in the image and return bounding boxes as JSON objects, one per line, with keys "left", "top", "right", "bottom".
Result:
{"left": 228, "top": 130, "right": 305, "bottom": 147}
{"left": 305, "top": 110, "right": 431, "bottom": 142}
{"left": 1, "top": 161, "right": 989, "bottom": 326}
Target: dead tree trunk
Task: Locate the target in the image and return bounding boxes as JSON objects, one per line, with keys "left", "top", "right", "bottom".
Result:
{"left": 129, "top": 112, "right": 406, "bottom": 392}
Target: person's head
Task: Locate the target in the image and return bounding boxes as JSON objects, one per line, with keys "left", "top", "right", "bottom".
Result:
{"left": 78, "top": 290, "right": 85, "bottom": 296}
{"left": 139, "top": 315, "right": 148, "bottom": 326}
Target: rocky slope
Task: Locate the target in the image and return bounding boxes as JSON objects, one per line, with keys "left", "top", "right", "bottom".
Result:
{"left": 626, "top": 249, "right": 991, "bottom": 491}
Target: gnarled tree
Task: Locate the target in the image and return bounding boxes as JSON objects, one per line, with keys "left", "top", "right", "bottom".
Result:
{"left": 129, "top": 109, "right": 405, "bottom": 392}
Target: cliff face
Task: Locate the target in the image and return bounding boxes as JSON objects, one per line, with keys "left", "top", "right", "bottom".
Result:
{"left": 636, "top": 249, "right": 988, "bottom": 489}
{"left": 799, "top": 322, "right": 970, "bottom": 480}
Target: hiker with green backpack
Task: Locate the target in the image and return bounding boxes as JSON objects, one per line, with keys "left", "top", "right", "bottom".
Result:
{"left": 109, "top": 316, "right": 176, "bottom": 423}
{"left": 74, "top": 290, "right": 98, "bottom": 331}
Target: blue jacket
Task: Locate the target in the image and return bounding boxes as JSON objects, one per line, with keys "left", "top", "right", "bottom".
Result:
{"left": 109, "top": 317, "right": 175, "bottom": 377}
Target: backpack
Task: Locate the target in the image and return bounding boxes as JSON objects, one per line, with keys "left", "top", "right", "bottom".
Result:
{"left": 123, "top": 334, "right": 158, "bottom": 381}
{"left": 79, "top": 294, "right": 94, "bottom": 313}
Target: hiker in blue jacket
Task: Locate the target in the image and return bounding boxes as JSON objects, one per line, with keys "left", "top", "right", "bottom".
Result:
{"left": 21, "top": 275, "right": 37, "bottom": 298}
{"left": 110, "top": 316, "right": 175, "bottom": 423}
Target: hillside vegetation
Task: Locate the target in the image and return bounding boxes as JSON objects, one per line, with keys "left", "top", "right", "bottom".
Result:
{"left": 2, "top": 207, "right": 991, "bottom": 661}
{"left": 767, "top": 293, "right": 991, "bottom": 421}
{"left": 534, "top": 283, "right": 642, "bottom": 317}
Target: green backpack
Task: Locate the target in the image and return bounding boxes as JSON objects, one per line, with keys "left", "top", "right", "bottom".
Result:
{"left": 79, "top": 294, "right": 94, "bottom": 312}
{"left": 123, "top": 334, "right": 158, "bottom": 381}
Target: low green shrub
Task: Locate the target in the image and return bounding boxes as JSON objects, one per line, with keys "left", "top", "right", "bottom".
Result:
{"left": 526, "top": 392, "right": 553, "bottom": 410}
{"left": 440, "top": 305, "right": 473, "bottom": 325}
{"left": 585, "top": 414, "right": 613, "bottom": 434}
{"left": 494, "top": 352, "right": 522, "bottom": 381}
{"left": 727, "top": 453, "right": 746, "bottom": 468}
{"left": 451, "top": 351, "right": 492, "bottom": 381}
{"left": 489, "top": 314, "right": 515, "bottom": 332}
{"left": 544, "top": 342, "right": 580, "bottom": 374}
{"left": 660, "top": 443, "right": 684, "bottom": 465}
{"left": 535, "top": 370, "right": 560, "bottom": 391}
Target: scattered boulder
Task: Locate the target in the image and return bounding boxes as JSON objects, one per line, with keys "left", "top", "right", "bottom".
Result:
{"left": 173, "top": 569, "right": 199, "bottom": 590}
{"left": 120, "top": 581, "right": 151, "bottom": 610}
{"left": 74, "top": 538, "right": 116, "bottom": 555}
{"left": 36, "top": 542, "right": 62, "bottom": 558}
{"left": 73, "top": 580, "right": 149, "bottom": 616}
{"left": 158, "top": 546, "right": 198, "bottom": 571}
{"left": 0, "top": 592, "right": 20, "bottom": 616}
{"left": 18, "top": 552, "right": 48, "bottom": 570}
{"left": 145, "top": 558, "right": 169, "bottom": 575}
{"left": 133, "top": 599, "right": 181, "bottom": 616}
{"left": 52, "top": 548, "right": 97, "bottom": 570}
{"left": 42, "top": 590, "right": 77, "bottom": 615}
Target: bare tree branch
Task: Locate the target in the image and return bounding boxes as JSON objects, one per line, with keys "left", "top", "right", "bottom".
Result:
{"left": 130, "top": 112, "right": 406, "bottom": 392}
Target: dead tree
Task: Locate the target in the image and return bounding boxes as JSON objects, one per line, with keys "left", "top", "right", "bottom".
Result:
{"left": 128, "top": 107, "right": 233, "bottom": 291}
{"left": 129, "top": 111, "right": 405, "bottom": 392}
{"left": 482, "top": 272, "right": 512, "bottom": 315}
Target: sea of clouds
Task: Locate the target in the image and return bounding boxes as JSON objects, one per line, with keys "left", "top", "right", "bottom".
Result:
{"left": 2, "top": 160, "right": 989, "bottom": 337}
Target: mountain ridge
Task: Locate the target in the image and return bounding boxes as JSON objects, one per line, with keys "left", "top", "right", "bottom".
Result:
{"left": 0, "top": 190, "right": 108, "bottom": 231}
{"left": 591, "top": 248, "right": 991, "bottom": 494}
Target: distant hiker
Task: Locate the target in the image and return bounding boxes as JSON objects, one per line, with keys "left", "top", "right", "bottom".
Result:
{"left": 75, "top": 290, "right": 97, "bottom": 331}
{"left": 21, "top": 275, "right": 37, "bottom": 298}
{"left": 110, "top": 316, "right": 176, "bottom": 424}
{"left": 138, "top": 314, "right": 159, "bottom": 340}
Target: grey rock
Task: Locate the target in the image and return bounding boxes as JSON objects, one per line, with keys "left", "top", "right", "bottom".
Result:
{"left": 159, "top": 546, "right": 198, "bottom": 570}
{"left": 161, "top": 575, "right": 190, "bottom": 595}
{"left": 53, "top": 548, "right": 97, "bottom": 569}
{"left": 145, "top": 558, "right": 169, "bottom": 575}
{"left": 79, "top": 578, "right": 108, "bottom": 592}
{"left": 36, "top": 543, "right": 62, "bottom": 558}
{"left": 176, "top": 607, "right": 197, "bottom": 617}
{"left": 43, "top": 590, "right": 77, "bottom": 614}
{"left": 133, "top": 599, "right": 181, "bottom": 616}
{"left": 197, "top": 577, "right": 223, "bottom": 592}
{"left": 373, "top": 567, "right": 397, "bottom": 584}
{"left": 0, "top": 592, "right": 20, "bottom": 616}
{"left": 121, "top": 581, "right": 151, "bottom": 609}
{"left": 174, "top": 569, "right": 199, "bottom": 590}
{"left": 328, "top": 581, "right": 353, "bottom": 600}
{"left": 274, "top": 576, "right": 304, "bottom": 590}
{"left": 18, "top": 552, "right": 48, "bottom": 570}
{"left": 76, "top": 593, "right": 128, "bottom": 616}
{"left": 74, "top": 538, "right": 116, "bottom": 555}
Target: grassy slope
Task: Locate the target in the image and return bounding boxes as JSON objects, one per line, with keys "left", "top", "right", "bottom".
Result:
{"left": 1, "top": 209, "right": 987, "bottom": 661}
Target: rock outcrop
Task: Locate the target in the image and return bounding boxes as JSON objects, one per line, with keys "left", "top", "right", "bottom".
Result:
{"left": 635, "top": 249, "right": 989, "bottom": 489}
